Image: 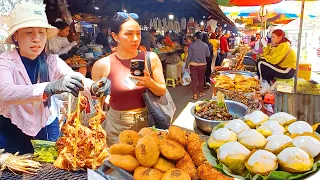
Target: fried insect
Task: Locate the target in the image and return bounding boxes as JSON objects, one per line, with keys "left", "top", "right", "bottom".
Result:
{"left": 134, "top": 167, "right": 164, "bottom": 180}
{"left": 160, "top": 140, "right": 186, "bottom": 160}
{"left": 108, "top": 155, "right": 140, "bottom": 172}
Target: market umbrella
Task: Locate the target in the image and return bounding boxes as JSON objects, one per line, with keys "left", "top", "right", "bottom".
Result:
{"left": 216, "top": 0, "right": 281, "bottom": 6}
{"left": 235, "top": 14, "right": 296, "bottom": 26}
{"left": 224, "top": 6, "right": 316, "bottom": 18}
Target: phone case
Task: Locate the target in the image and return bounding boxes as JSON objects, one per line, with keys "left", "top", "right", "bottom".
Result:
{"left": 130, "top": 60, "right": 145, "bottom": 76}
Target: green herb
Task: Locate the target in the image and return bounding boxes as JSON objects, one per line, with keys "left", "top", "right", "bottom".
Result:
{"left": 151, "top": 126, "right": 157, "bottom": 131}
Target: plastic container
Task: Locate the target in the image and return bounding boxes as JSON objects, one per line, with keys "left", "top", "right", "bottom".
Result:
{"left": 298, "top": 63, "right": 312, "bottom": 81}
{"left": 88, "top": 44, "right": 103, "bottom": 58}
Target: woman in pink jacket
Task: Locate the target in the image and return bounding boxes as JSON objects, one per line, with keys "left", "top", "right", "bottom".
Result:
{"left": 0, "top": 3, "right": 110, "bottom": 154}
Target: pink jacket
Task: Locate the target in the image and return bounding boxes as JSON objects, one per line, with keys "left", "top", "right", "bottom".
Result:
{"left": 0, "top": 49, "right": 93, "bottom": 136}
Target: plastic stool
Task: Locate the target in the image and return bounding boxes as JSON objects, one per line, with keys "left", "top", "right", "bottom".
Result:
{"left": 264, "top": 93, "right": 274, "bottom": 104}
{"left": 166, "top": 78, "right": 176, "bottom": 88}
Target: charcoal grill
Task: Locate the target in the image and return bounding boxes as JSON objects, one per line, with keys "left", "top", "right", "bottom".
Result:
{"left": 0, "top": 163, "right": 87, "bottom": 180}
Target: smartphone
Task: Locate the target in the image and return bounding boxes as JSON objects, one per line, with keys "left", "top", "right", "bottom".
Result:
{"left": 130, "top": 59, "right": 145, "bottom": 76}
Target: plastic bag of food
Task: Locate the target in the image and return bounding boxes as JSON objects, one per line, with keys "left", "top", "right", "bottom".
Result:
{"left": 260, "top": 80, "right": 271, "bottom": 95}
{"left": 166, "top": 63, "right": 178, "bottom": 81}
{"left": 182, "top": 70, "right": 191, "bottom": 86}
{"left": 31, "top": 140, "right": 58, "bottom": 163}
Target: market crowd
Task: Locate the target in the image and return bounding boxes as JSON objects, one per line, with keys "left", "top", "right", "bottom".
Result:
{"left": 0, "top": 2, "right": 297, "bottom": 154}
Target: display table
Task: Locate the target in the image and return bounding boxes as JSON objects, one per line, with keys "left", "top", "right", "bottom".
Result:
{"left": 172, "top": 102, "right": 320, "bottom": 180}
{"left": 172, "top": 102, "right": 197, "bottom": 132}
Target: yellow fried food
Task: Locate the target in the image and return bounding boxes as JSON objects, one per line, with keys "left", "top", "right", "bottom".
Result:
{"left": 158, "top": 131, "right": 169, "bottom": 142}
{"left": 160, "top": 140, "right": 186, "bottom": 160}
{"left": 176, "top": 153, "right": 197, "bottom": 179}
{"left": 168, "top": 126, "right": 187, "bottom": 147}
{"left": 161, "top": 168, "right": 191, "bottom": 180}
{"left": 138, "top": 127, "right": 159, "bottom": 145}
{"left": 109, "top": 155, "right": 140, "bottom": 172}
{"left": 153, "top": 157, "right": 175, "bottom": 173}
{"left": 187, "top": 133, "right": 206, "bottom": 166}
{"left": 197, "top": 163, "right": 233, "bottom": 180}
{"left": 134, "top": 167, "right": 164, "bottom": 180}
{"left": 135, "top": 135, "right": 160, "bottom": 167}
{"left": 109, "top": 143, "right": 135, "bottom": 156}
{"left": 139, "top": 128, "right": 157, "bottom": 137}
{"left": 119, "top": 130, "right": 140, "bottom": 146}
{"left": 234, "top": 74, "right": 245, "bottom": 83}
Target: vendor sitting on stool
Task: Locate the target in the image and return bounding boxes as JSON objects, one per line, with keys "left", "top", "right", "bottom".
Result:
{"left": 257, "top": 29, "right": 296, "bottom": 83}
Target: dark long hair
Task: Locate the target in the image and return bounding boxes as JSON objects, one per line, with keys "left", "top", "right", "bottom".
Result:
{"left": 110, "top": 13, "right": 139, "bottom": 46}
{"left": 54, "top": 21, "right": 69, "bottom": 30}
{"left": 38, "top": 51, "right": 51, "bottom": 107}
{"left": 202, "top": 33, "right": 210, "bottom": 44}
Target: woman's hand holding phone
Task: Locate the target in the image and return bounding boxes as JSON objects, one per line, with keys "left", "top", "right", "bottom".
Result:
{"left": 130, "top": 70, "right": 153, "bottom": 87}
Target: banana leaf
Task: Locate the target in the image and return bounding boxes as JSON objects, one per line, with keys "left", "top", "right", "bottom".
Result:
{"left": 202, "top": 141, "right": 320, "bottom": 180}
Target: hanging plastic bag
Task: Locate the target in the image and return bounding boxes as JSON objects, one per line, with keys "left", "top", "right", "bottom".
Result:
{"left": 260, "top": 80, "right": 272, "bottom": 95}
{"left": 58, "top": 0, "right": 73, "bottom": 24}
{"left": 182, "top": 70, "right": 191, "bottom": 86}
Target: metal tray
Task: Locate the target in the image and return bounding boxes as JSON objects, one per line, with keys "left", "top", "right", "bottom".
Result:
{"left": 219, "top": 70, "right": 257, "bottom": 77}
{"left": 95, "top": 159, "right": 134, "bottom": 180}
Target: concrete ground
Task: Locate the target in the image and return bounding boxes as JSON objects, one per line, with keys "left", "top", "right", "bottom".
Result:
{"left": 167, "top": 84, "right": 213, "bottom": 121}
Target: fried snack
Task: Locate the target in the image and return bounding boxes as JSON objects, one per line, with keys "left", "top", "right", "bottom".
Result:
{"left": 139, "top": 127, "right": 159, "bottom": 145}
{"left": 176, "top": 153, "right": 197, "bottom": 179}
{"left": 233, "top": 74, "right": 245, "bottom": 84}
{"left": 161, "top": 168, "right": 191, "bottom": 180}
{"left": 109, "top": 143, "right": 135, "bottom": 156}
{"left": 135, "top": 135, "right": 160, "bottom": 167}
{"left": 160, "top": 140, "right": 186, "bottom": 160}
{"left": 108, "top": 155, "right": 140, "bottom": 172}
{"left": 214, "top": 74, "right": 260, "bottom": 92}
{"left": 158, "top": 131, "right": 169, "bottom": 142}
{"left": 197, "top": 163, "right": 233, "bottom": 180}
{"left": 119, "top": 130, "right": 140, "bottom": 146}
{"left": 168, "top": 126, "right": 187, "bottom": 147}
{"left": 65, "top": 55, "right": 86, "bottom": 66}
{"left": 134, "top": 167, "right": 164, "bottom": 180}
{"left": 54, "top": 96, "right": 108, "bottom": 170}
{"left": 139, "top": 127, "right": 157, "bottom": 137}
{"left": 153, "top": 157, "right": 175, "bottom": 173}
{"left": 187, "top": 133, "right": 206, "bottom": 166}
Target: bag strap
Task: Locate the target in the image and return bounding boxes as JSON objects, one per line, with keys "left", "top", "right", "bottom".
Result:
{"left": 276, "top": 48, "right": 291, "bottom": 66}
{"left": 145, "top": 51, "right": 153, "bottom": 78}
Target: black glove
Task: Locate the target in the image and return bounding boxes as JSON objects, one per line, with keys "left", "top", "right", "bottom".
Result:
{"left": 91, "top": 77, "right": 111, "bottom": 97}
{"left": 45, "top": 75, "right": 84, "bottom": 97}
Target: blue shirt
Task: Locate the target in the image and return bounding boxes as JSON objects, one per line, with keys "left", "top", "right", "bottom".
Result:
{"left": 20, "top": 56, "right": 39, "bottom": 84}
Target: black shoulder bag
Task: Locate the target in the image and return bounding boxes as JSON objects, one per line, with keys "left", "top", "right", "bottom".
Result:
{"left": 143, "top": 52, "right": 176, "bottom": 129}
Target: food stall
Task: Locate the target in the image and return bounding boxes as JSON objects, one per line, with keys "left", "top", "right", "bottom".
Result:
{"left": 1, "top": 61, "right": 320, "bottom": 179}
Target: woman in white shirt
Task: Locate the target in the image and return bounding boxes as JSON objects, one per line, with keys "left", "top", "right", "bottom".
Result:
{"left": 47, "top": 21, "right": 78, "bottom": 55}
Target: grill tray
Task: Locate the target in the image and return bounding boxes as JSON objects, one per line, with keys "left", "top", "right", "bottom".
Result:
{"left": 0, "top": 163, "right": 87, "bottom": 180}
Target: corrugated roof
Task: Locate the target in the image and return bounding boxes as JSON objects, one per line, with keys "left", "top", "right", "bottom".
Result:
{"left": 64, "top": 0, "right": 236, "bottom": 29}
